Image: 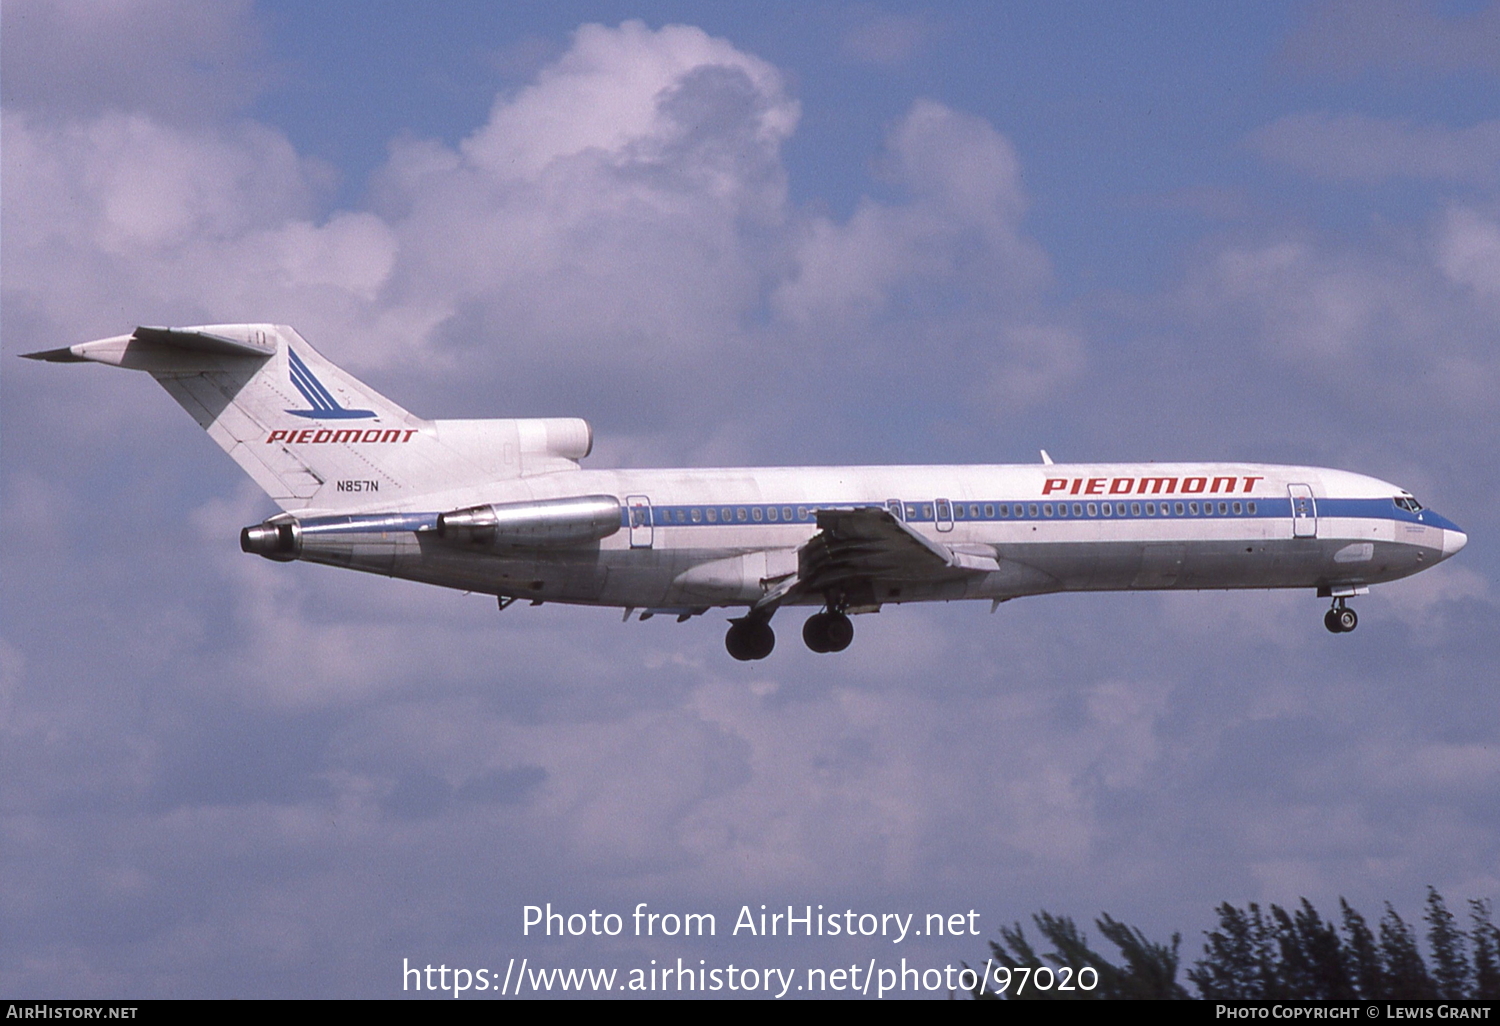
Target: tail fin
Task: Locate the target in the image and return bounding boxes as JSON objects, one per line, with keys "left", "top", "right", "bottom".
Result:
{"left": 24, "top": 324, "right": 593, "bottom": 512}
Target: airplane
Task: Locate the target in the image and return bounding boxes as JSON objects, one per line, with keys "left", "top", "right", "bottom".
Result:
{"left": 24, "top": 324, "right": 1468, "bottom": 660}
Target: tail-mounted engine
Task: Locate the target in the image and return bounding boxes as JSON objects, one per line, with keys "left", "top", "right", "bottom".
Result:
{"left": 436, "top": 495, "right": 622, "bottom": 549}
{"left": 240, "top": 515, "right": 301, "bottom": 561}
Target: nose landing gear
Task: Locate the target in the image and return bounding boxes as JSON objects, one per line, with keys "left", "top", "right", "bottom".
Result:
{"left": 1324, "top": 598, "right": 1358, "bottom": 634}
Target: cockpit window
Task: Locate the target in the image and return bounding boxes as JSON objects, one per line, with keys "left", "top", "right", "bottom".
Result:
{"left": 1394, "top": 496, "right": 1424, "bottom": 512}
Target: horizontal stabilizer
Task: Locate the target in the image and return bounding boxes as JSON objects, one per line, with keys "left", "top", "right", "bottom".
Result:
{"left": 131, "top": 326, "right": 277, "bottom": 358}
{"left": 20, "top": 325, "right": 275, "bottom": 370}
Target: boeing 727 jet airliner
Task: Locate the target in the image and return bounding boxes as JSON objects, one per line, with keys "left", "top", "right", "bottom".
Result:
{"left": 25, "top": 325, "right": 1468, "bottom": 660}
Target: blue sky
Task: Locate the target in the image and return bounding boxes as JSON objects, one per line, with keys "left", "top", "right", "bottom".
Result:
{"left": 3, "top": 0, "right": 1498, "bottom": 999}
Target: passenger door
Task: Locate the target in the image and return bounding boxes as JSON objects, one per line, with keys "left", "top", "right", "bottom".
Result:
{"left": 1288, "top": 484, "right": 1316, "bottom": 538}
{"left": 626, "top": 495, "right": 653, "bottom": 549}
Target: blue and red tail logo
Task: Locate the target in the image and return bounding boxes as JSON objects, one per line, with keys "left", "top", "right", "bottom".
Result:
{"left": 286, "top": 348, "right": 375, "bottom": 419}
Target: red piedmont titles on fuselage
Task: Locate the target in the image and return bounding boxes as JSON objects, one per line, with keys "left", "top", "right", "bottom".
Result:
{"left": 265, "top": 428, "right": 418, "bottom": 444}
{"left": 1041, "top": 475, "right": 1265, "bottom": 497}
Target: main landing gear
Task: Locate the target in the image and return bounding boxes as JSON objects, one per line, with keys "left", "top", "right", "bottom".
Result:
{"left": 1324, "top": 598, "right": 1358, "bottom": 634}
{"left": 802, "top": 610, "right": 853, "bottom": 653}
{"left": 725, "top": 615, "right": 776, "bottom": 661}
{"left": 724, "top": 607, "right": 856, "bottom": 660}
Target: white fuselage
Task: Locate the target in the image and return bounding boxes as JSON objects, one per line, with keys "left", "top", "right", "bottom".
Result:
{"left": 286, "top": 460, "right": 1467, "bottom": 614}
{"left": 29, "top": 324, "right": 1466, "bottom": 656}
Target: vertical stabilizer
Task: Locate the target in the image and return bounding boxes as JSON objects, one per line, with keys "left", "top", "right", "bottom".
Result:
{"left": 24, "top": 325, "right": 594, "bottom": 512}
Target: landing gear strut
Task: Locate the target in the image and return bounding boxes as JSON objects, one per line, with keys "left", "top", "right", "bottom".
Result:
{"left": 725, "top": 616, "right": 776, "bottom": 661}
{"left": 1324, "top": 598, "right": 1358, "bottom": 634}
{"left": 802, "top": 609, "right": 854, "bottom": 653}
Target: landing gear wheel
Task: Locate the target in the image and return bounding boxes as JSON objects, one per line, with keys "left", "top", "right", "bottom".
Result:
{"left": 803, "top": 613, "right": 833, "bottom": 653}
{"left": 824, "top": 611, "right": 854, "bottom": 652}
{"left": 1325, "top": 601, "right": 1358, "bottom": 633}
{"left": 726, "top": 619, "right": 775, "bottom": 661}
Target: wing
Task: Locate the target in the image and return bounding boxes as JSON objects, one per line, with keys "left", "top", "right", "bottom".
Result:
{"left": 758, "top": 506, "right": 999, "bottom": 611}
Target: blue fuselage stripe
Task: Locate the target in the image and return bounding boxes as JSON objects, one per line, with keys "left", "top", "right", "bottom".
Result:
{"left": 292, "top": 497, "right": 1457, "bottom": 538}
{"left": 625, "top": 497, "right": 1455, "bottom": 531}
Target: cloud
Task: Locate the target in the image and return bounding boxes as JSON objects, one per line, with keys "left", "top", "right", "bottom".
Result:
{"left": 775, "top": 100, "right": 1037, "bottom": 323}
{"left": 1249, "top": 113, "right": 1500, "bottom": 185}
{"left": 840, "top": 12, "right": 934, "bottom": 67}
{"left": 770, "top": 100, "right": 1077, "bottom": 414}
{"left": 1438, "top": 205, "right": 1500, "bottom": 302}
{"left": 1281, "top": 0, "right": 1500, "bottom": 78}
{"left": 368, "top": 20, "right": 802, "bottom": 396}
{"left": 1172, "top": 221, "right": 1500, "bottom": 427}
{"left": 0, "top": 108, "right": 399, "bottom": 345}
{"left": 6, "top": 19, "right": 1077, "bottom": 454}
{"left": 461, "top": 21, "right": 797, "bottom": 181}
{"left": 0, "top": 0, "right": 269, "bottom": 123}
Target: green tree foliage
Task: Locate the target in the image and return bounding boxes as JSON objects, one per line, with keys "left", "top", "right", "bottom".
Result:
{"left": 1340, "top": 897, "right": 1383, "bottom": 998}
{"left": 1470, "top": 900, "right": 1500, "bottom": 999}
{"left": 975, "top": 911, "right": 1187, "bottom": 999}
{"left": 1185, "top": 903, "right": 1274, "bottom": 999}
{"left": 1426, "top": 887, "right": 1471, "bottom": 1000}
{"left": 1095, "top": 913, "right": 1188, "bottom": 999}
{"left": 1273, "top": 899, "right": 1355, "bottom": 999}
{"left": 978, "top": 888, "right": 1499, "bottom": 1000}
{"left": 1380, "top": 902, "right": 1436, "bottom": 998}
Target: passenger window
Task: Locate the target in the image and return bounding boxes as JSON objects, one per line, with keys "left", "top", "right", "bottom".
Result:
{"left": 1189, "top": 502, "right": 1198, "bottom": 515}
{"left": 767, "top": 506, "right": 778, "bottom": 522}
{"left": 1087, "top": 503, "right": 1098, "bottom": 516}
{"left": 1146, "top": 503, "right": 1155, "bottom": 516}
{"left": 1218, "top": 502, "right": 1228, "bottom": 515}
{"left": 782, "top": 507, "right": 792, "bottom": 521}
{"left": 1232, "top": 502, "right": 1242, "bottom": 515}
{"left": 906, "top": 504, "right": 919, "bottom": 520}
{"left": 921, "top": 504, "right": 933, "bottom": 519}
{"left": 1175, "top": 502, "right": 1185, "bottom": 515}
{"left": 797, "top": 506, "right": 808, "bottom": 520}
{"left": 1102, "top": 504, "right": 1112, "bottom": 517}
{"left": 1248, "top": 502, "right": 1257, "bottom": 514}
{"left": 752, "top": 507, "right": 763, "bottom": 522}
{"left": 1044, "top": 504, "right": 1055, "bottom": 517}
{"left": 1072, "top": 503, "right": 1083, "bottom": 516}
{"left": 1027, "top": 504, "right": 1039, "bottom": 518}
{"left": 737, "top": 508, "right": 748, "bottom": 522}
{"left": 691, "top": 508, "right": 702, "bottom": 523}
{"left": 996, "top": 505, "right": 1006, "bottom": 518}
{"left": 706, "top": 507, "right": 717, "bottom": 523}
{"left": 970, "top": 505, "right": 981, "bottom": 518}
{"left": 1131, "top": 503, "right": 1141, "bottom": 516}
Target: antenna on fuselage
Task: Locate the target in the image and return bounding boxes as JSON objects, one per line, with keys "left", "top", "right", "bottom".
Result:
{"left": 1040, "top": 449, "right": 1054, "bottom": 465}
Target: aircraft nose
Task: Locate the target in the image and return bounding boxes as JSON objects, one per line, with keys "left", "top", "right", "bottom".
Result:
{"left": 1442, "top": 529, "right": 1468, "bottom": 558}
